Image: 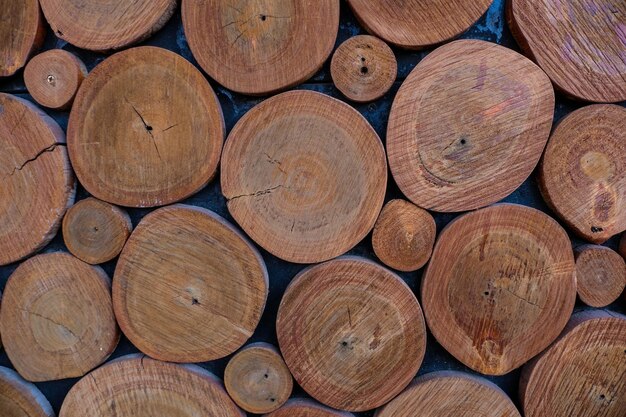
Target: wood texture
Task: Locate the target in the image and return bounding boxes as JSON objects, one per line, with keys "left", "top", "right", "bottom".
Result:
{"left": 421, "top": 203, "right": 576, "bottom": 375}
{"left": 0, "top": 0, "right": 45, "bottom": 77}
{"left": 0, "top": 367, "right": 54, "bottom": 417}
{"left": 182, "top": 0, "right": 339, "bottom": 95}
{"left": 539, "top": 104, "right": 626, "bottom": 243}
{"left": 113, "top": 205, "right": 268, "bottom": 363}
{"left": 575, "top": 245, "right": 626, "bottom": 307}
{"left": 277, "top": 257, "right": 426, "bottom": 411}
{"left": 0, "top": 93, "right": 75, "bottom": 266}
{"left": 68, "top": 46, "right": 224, "bottom": 208}
{"left": 266, "top": 399, "right": 355, "bottom": 417}
{"left": 388, "top": 40, "right": 554, "bottom": 212}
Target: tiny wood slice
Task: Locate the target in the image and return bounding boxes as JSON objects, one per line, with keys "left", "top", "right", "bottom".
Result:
{"left": 266, "top": 399, "right": 354, "bottom": 417}
{"left": 421, "top": 203, "right": 576, "bottom": 375}
{"left": 0, "top": 367, "right": 54, "bottom": 417}
{"left": 68, "top": 46, "right": 224, "bottom": 207}
{"left": 24, "top": 50, "right": 88, "bottom": 110}
{"left": 222, "top": 90, "right": 387, "bottom": 263}
{"left": 388, "top": 40, "right": 554, "bottom": 212}
{"left": 330, "top": 35, "right": 397, "bottom": 103}
{"left": 0, "top": 0, "right": 45, "bottom": 77}
{"left": 63, "top": 197, "right": 132, "bottom": 264}
{"left": 113, "top": 205, "right": 268, "bottom": 363}
{"left": 224, "top": 343, "right": 293, "bottom": 414}
{"left": 182, "top": 0, "right": 339, "bottom": 95}
{"left": 0, "top": 93, "right": 75, "bottom": 266}
{"left": 539, "top": 104, "right": 626, "bottom": 243}
{"left": 277, "top": 257, "right": 426, "bottom": 411}
{"left": 0, "top": 253, "right": 119, "bottom": 382}
{"left": 574, "top": 245, "right": 626, "bottom": 308}
{"left": 520, "top": 310, "right": 626, "bottom": 417}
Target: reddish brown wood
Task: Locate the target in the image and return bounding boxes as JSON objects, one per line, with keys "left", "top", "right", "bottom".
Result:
{"left": 0, "top": 367, "right": 53, "bottom": 417}
{"left": 0, "top": 0, "right": 45, "bottom": 77}
{"left": 574, "top": 245, "right": 626, "bottom": 307}
{"left": 266, "top": 399, "right": 355, "bottom": 417}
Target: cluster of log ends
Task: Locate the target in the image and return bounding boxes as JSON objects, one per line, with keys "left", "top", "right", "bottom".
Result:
{"left": 0, "top": 0, "right": 45, "bottom": 77}
{"left": 0, "top": 367, "right": 54, "bottom": 417}
{"left": 575, "top": 245, "right": 626, "bottom": 308}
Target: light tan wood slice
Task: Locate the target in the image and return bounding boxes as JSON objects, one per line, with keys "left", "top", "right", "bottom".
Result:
{"left": 421, "top": 203, "right": 576, "bottom": 375}
{"left": 574, "top": 245, "right": 626, "bottom": 307}
{"left": 113, "top": 205, "right": 268, "bottom": 363}
{"left": 182, "top": 0, "right": 339, "bottom": 95}
{"left": 520, "top": 310, "right": 626, "bottom": 417}
{"left": 0, "top": 93, "right": 75, "bottom": 266}
{"left": 0, "top": 367, "right": 54, "bottom": 417}
{"left": 277, "top": 256, "right": 426, "bottom": 412}
{"left": 388, "top": 39, "right": 554, "bottom": 212}
{"left": 265, "top": 399, "right": 355, "bottom": 417}
{"left": 539, "top": 104, "right": 626, "bottom": 244}
{"left": 221, "top": 90, "right": 387, "bottom": 263}
{"left": 68, "top": 46, "right": 224, "bottom": 208}
{"left": 0, "top": 0, "right": 45, "bottom": 77}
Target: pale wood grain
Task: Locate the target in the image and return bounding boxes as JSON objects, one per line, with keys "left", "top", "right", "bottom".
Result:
{"left": 0, "top": 367, "right": 53, "bottom": 417}
{"left": 0, "top": 0, "right": 45, "bottom": 77}
{"left": 574, "top": 245, "right": 626, "bottom": 307}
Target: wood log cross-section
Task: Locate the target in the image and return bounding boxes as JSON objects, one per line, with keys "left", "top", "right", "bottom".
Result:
{"left": 0, "top": 0, "right": 45, "bottom": 77}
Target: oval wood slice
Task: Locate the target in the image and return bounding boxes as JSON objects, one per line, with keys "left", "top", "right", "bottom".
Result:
{"left": 68, "top": 46, "right": 224, "bottom": 207}
{"left": 0, "top": 367, "right": 53, "bottom": 417}
{"left": 277, "top": 257, "right": 426, "bottom": 411}
{"left": 222, "top": 90, "right": 387, "bottom": 263}
{"left": 60, "top": 354, "right": 244, "bottom": 417}
{"left": 266, "top": 399, "right": 355, "bottom": 417}
{"left": 520, "top": 310, "right": 626, "bottom": 417}
{"left": 508, "top": 0, "right": 626, "bottom": 102}
{"left": 0, "top": 93, "right": 75, "bottom": 266}
{"left": 574, "top": 245, "right": 626, "bottom": 308}
{"left": 113, "top": 205, "right": 268, "bottom": 363}
{"left": 539, "top": 104, "right": 626, "bottom": 243}
{"left": 388, "top": 40, "right": 554, "bottom": 212}
{"left": 182, "top": 0, "right": 339, "bottom": 95}
{"left": 0, "top": 0, "right": 45, "bottom": 77}
{"left": 421, "top": 203, "right": 576, "bottom": 375}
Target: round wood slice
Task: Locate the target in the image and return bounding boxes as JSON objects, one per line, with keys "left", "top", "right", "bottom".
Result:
{"left": 0, "top": 252, "right": 119, "bottom": 382}
{"left": 0, "top": 367, "right": 53, "bottom": 417}
{"left": 0, "top": 93, "right": 75, "bottom": 266}
{"left": 421, "top": 203, "right": 576, "bottom": 375}
{"left": 266, "top": 399, "right": 355, "bottom": 417}
{"left": 62, "top": 197, "right": 132, "bottom": 265}
{"left": 224, "top": 342, "right": 293, "bottom": 414}
{"left": 277, "top": 256, "right": 426, "bottom": 411}
{"left": 387, "top": 40, "right": 554, "bottom": 213}
{"left": 24, "top": 49, "right": 88, "bottom": 110}
{"left": 60, "top": 354, "right": 244, "bottom": 417}
{"left": 539, "top": 104, "right": 626, "bottom": 244}
{"left": 221, "top": 90, "right": 387, "bottom": 264}
{"left": 520, "top": 310, "right": 626, "bottom": 417}
{"left": 68, "top": 46, "right": 224, "bottom": 208}
{"left": 113, "top": 205, "right": 268, "bottom": 363}
{"left": 508, "top": 0, "right": 626, "bottom": 102}
{"left": 182, "top": 0, "right": 339, "bottom": 95}
{"left": 39, "top": 0, "right": 176, "bottom": 51}
{"left": 0, "top": 0, "right": 45, "bottom": 77}
{"left": 575, "top": 245, "right": 626, "bottom": 308}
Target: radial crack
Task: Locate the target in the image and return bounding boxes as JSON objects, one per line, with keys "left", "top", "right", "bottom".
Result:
{"left": 20, "top": 308, "right": 79, "bottom": 339}
{"left": 226, "top": 185, "right": 284, "bottom": 202}
{"left": 124, "top": 97, "right": 162, "bottom": 160}
{"left": 5, "top": 143, "right": 62, "bottom": 178}
{"left": 501, "top": 287, "right": 542, "bottom": 309}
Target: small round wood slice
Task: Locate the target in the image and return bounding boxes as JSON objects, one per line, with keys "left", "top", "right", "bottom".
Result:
{"left": 0, "top": 367, "right": 53, "bottom": 417}
{"left": 60, "top": 354, "right": 244, "bottom": 417}
{"left": 0, "top": 0, "right": 45, "bottom": 77}
{"left": 68, "top": 46, "right": 224, "bottom": 208}
{"left": 182, "top": 0, "right": 339, "bottom": 95}
{"left": 508, "top": 0, "right": 626, "bottom": 102}
{"left": 575, "top": 245, "right": 626, "bottom": 308}
{"left": 539, "top": 104, "right": 626, "bottom": 244}
{"left": 266, "top": 399, "right": 355, "bottom": 417}
{"left": 113, "top": 205, "right": 268, "bottom": 363}
{"left": 520, "top": 310, "right": 626, "bottom": 417}
{"left": 388, "top": 40, "right": 554, "bottom": 213}
{"left": 0, "top": 252, "right": 119, "bottom": 382}
{"left": 277, "top": 257, "right": 426, "bottom": 411}
{"left": 421, "top": 203, "right": 576, "bottom": 375}
{"left": 221, "top": 90, "right": 387, "bottom": 264}
{"left": 0, "top": 93, "right": 75, "bottom": 266}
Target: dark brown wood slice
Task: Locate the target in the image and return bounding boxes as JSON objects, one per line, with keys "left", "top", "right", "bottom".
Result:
{"left": 0, "top": 367, "right": 54, "bottom": 417}
{"left": 0, "top": 0, "right": 45, "bottom": 77}
{"left": 575, "top": 245, "right": 626, "bottom": 308}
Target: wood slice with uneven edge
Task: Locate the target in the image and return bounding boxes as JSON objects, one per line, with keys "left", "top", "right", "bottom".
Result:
{"left": 0, "top": 367, "right": 54, "bottom": 417}
{"left": 520, "top": 310, "right": 626, "bottom": 417}
{"left": 113, "top": 205, "right": 268, "bottom": 363}
{"left": 59, "top": 354, "right": 244, "bottom": 417}
{"left": 0, "top": 0, "right": 45, "bottom": 77}
{"left": 182, "top": 0, "right": 339, "bottom": 95}
{"left": 508, "top": 0, "right": 626, "bottom": 102}
{"left": 0, "top": 252, "right": 119, "bottom": 382}
{"left": 68, "top": 46, "right": 224, "bottom": 208}
{"left": 574, "top": 245, "right": 626, "bottom": 308}
{"left": 221, "top": 90, "right": 387, "bottom": 264}
{"left": 539, "top": 104, "right": 626, "bottom": 244}
{"left": 265, "top": 399, "right": 355, "bottom": 417}
{"left": 0, "top": 93, "right": 75, "bottom": 266}
{"left": 421, "top": 203, "right": 576, "bottom": 375}
{"left": 387, "top": 40, "right": 554, "bottom": 213}
{"left": 277, "top": 257, "right": 426, "bottom": 412}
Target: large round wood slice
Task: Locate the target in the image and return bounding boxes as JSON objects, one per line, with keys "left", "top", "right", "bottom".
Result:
{"left": 182, "top": 0, "right": 339, "bottom": 95}
{"left": 539, "top": 104, "right": 626, "bottom": 243}
{"left": 221, "top": 91, "right": 387, "bottom": 264}
{"left": 421, "top": 203, "right": 576, "bottom": 375}
{"left": 508, "top": 0, "right": 626, "bottom": 102}
{"left": 266, "top": 399, "right": 354, "bottom": 417}
{"left": 0, "top": 93, "right": 75, "bottom": 266}
{"left": 60, "top": 354, "right": 244, "bottom": 417}
{"left": 277, "top": 257, "right": 426, "bottom": 411}
{"left": 388, "top": 40, "right": 554, "bottom": 212}
{"left": 520, "top": 310, "right": 626, "bottom": 417}
{"left": 575, "top": 245, "right": 626, "bottom": 308}
{"left": 113, "top": 205, "right": 268, "bottom": 363}
{"left": 0, "top": 0, "right": 45, "bottom": 77}
{"left": 68, "top": 46, "right": 224, "bottom": 208}
{"left": 0, "top": 367, "right": 53, "bottom": 417}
